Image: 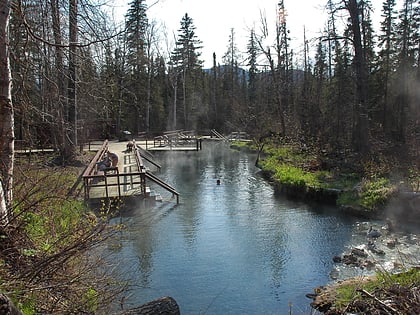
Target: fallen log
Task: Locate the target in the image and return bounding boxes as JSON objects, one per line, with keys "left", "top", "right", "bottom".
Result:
{"left": 0, "top": 293, "right": 24, "bottom": 315}
{"left": 114, "top": 296, "right": 180, "bottom": 315}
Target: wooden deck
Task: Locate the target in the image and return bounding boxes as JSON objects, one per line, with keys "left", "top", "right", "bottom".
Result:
{"left": 83, "top": 141, "right": 145, "bottom": 200}
{"left": 83, "top": 140, "right": 179, "bottom": 204}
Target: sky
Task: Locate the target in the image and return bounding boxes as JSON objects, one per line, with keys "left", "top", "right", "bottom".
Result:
{"left": 111, "top": 0, "right": 384, "bottom": 68}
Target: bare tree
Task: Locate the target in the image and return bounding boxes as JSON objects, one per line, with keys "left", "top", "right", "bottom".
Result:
{"left": 66, "top": 0, "right": 78, "bottom": 160}
{"left": 0, "top": 0, "right": 14, "bottom": 225}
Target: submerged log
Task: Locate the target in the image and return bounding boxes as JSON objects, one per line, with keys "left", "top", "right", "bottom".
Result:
{"left": 115, "top": 296, "right": 180, "bottom": 315}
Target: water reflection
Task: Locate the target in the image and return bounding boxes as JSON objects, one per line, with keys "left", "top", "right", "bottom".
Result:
{"left": 103, "top": 142, "right": 389, "bottom": 314}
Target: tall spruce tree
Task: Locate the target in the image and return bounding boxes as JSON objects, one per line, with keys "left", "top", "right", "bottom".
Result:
{"left": 221, "top": 28, "right": 241, "bottom": 131}
{"left": 247, "top": 29, "right": 258, "bottom": 106}
{"left": 125, "top": 0, "right": 148, "bottom": 134}
{"left": 392, "top": 0, "right": 419, "bottom": 141}
{"left": 170, "top": 13, "right": 203, "bottom": 130}
{"left": 376, "top": 0, "right": 398, "bottom": 132}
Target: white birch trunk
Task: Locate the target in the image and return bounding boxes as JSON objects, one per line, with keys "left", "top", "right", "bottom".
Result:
{"left": 0, "top": 0, "right": 14, "bottom": 225}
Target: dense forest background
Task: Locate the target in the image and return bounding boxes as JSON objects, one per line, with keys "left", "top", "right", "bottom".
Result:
{"left": 0, "top": 1, "right": 418, "bottom": 310}
{"left": 6, "top": 0, "right": 420, "bottom": 159}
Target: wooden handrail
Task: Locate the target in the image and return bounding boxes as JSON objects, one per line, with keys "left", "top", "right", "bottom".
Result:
{"left": 83, "top": 139, "right": 108, "bottom": 177}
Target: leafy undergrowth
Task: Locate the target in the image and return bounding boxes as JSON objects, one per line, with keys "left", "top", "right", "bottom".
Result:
{"left": 0, "top": 153, "right": 120, "bottom": 314}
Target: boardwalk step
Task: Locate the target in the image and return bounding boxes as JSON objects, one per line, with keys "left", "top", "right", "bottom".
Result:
{"left": 155, "top": 193, "right": 163, "bottom": 202}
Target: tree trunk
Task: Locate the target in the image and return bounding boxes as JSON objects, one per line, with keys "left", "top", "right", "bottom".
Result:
{"left": 50, "top": 0, "right": 66, "bottom": 155}
{"left": 66, "top": 0, "right": 78, "bottom": 160}
{"left": 114, "top": 297, "right": 180, "bottom": 315}
{"left": 0, "top": 0, "right": 14, "bottom": 225}
{"left": 346, "top": 0, "right": 370, "bottom": 154}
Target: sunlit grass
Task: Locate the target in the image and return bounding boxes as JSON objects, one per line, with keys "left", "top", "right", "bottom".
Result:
{"left": 334, "top": 268, "right": 420, "bottom": 309}
{"left": 255, "top": 142, "right": 399, "bottom": 211}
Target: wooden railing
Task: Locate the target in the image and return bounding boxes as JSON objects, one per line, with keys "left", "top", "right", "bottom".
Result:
{"left": 82, "top": 139, "right": 179, "bottom": 204}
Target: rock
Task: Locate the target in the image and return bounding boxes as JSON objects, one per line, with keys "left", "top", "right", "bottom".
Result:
{"left": 351, "top": 247, "right": 368, "bottom": 258}
{"left": 361, "top": 260, "right": 375, "bottom": 269}
{"left": 342, "top": 254, "right": 359, "bottom": 265}
{"left": 330, "top": 268, "right": 339, "bottom": 280}
{"left": 114, "top": 296, "right": 180, "bottom": 315}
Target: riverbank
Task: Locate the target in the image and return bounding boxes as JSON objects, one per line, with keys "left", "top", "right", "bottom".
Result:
{"left": 307, "top": 267, "right": 420, "bottom": 314}
{"left": 231, "top": 140, "right": 420, "bottom": 314}
{"left": 230, "top": 140, "right": 420, "bottom": 223}
{"left": 0, "top": 151, "right": 119, "bottom": 314}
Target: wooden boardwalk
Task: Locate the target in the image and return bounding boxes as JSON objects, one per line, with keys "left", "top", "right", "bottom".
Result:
{"left": 83, "top": 140, "right": 179, "bottom": 204}
{"left": 84, "top": 141, "right": 144, "bottom": 200}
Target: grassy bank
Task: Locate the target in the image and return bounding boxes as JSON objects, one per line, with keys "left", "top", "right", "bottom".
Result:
{"left": 0, "top": 152, "right": 118, "bottom": 314}
{"left": 231, "top": 140, "right": 417, "bottom": 214}
{"left": 310, "top": 268, "right": 420, "bottom": 314}
{"left": 232, "top": 140, "right": 420, "bottom": 313}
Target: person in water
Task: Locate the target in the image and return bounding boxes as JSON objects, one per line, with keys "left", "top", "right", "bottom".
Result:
{"left": 216, "top": 179, "right": 221, "bottom": 185}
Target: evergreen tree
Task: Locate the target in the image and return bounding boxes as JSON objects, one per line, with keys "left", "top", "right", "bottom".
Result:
{"left": 247, "top": 29, "right": 258, "bottom": 105}
{"left": 392, "top": 0, "right": 419, "bottom": 141}
{"left": 345, "top": 0, "right": 371, "bottom": 154}
{"left": 221, "top": 28, "right": 241, "bottom": 131}
{"left": 374, "top": 0, "right": 397, "bottom": 133}
{"left": 170, "top": 13, "right": 203, "bottom": 130}
{"left": 125, "top": 0, "right": 148, "bottom": 134}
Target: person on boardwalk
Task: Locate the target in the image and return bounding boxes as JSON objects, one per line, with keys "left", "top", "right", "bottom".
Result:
{"left": 96, "top": 156, "right": 111, "bottom": 171}
{"left": 126, "top": 141, "right": 134, "bottom": 152}
{"left": 107, "top": 151, "right": 119, "bottom": 167}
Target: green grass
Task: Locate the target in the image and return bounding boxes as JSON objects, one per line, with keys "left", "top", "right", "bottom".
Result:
{"left": 258, "top": 148, "right": 331, "bottom": 189}
{"left": 336, "top": 177, "right": 396, "bottom": 210}
{"left": 20, "top": 199, "right": 89, "bottom": 253}
{"left": 334, "top": 268, "right": 420, "bottom": 309}
{"left": 256, "top": 143, "right": 398, "bottom": 211}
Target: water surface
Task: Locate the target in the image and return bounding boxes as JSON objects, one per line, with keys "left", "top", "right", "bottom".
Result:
{"left": 104, "top": 142, "right": 389, "bottom": 314}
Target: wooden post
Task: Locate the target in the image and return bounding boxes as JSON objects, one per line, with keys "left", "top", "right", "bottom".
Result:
{"left": 104, "top": 175, "right": 109, "bottom": 199}
{"left": 116, "top": 170, "right": 121, "bottom": 198}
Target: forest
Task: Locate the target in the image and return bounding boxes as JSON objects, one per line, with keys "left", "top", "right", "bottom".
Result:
{"left": 0, "top": 0, "right": 419, "bottom": 227}
{"left": 1, "top": 0, "right": 418, "bottom": 149}
{"left": 0, "top": 0, "right": 419, "bottom": 313}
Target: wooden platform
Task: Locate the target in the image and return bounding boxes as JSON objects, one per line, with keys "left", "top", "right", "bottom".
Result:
{"left": 83, "top": 141, "right": 146, "bottom": 201}
{"left": 83, "top": 140, "right": 180, "bottom": 204}
{"left": 135, "top": 138, "right": 202, "bottom": 151}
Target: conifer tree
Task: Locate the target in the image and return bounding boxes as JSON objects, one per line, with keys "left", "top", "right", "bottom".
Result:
{"left": 125, "top": 0, "right": 148, "bottom": 133}
{"left": 376, "top": 0, "right": 397, "bottom": 132}
{"left": 170, "top": 13, "right": 203, "bottom": 130}
{"left": 247, "top": 29, "right": 258, "bottom": 106}
{"left": 392, "top": 0, "right": 419, "bottom": 141}
{"left": 345, "top": 0, "right": 371, "bottom": 154}
{"left": 221, "top": 28, "right": 241, "bottom": 131}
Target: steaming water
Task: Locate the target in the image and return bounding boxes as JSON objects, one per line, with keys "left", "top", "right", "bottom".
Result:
{"left": 103, "top": 142, "right": 420, "bottom": 314}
